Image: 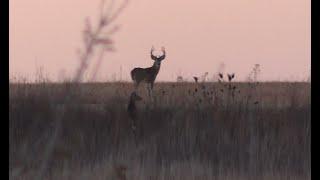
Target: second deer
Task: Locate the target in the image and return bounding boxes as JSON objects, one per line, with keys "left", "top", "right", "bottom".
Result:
{"left": 127, "top": 91, "right": 142, "bottom": 139}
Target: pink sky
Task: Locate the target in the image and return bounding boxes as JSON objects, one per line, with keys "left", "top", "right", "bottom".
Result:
{"left": 9, "top": 0, "right": 311, "bottom": 82}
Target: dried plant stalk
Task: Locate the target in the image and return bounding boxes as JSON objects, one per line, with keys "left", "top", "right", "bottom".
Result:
{"left": 35, "top": 1, "right": 129, "bottom": 179}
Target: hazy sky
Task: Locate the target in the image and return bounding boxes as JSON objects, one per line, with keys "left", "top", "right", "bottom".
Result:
{"left": 9, "top": 0, "right": 311, "bottom": 82}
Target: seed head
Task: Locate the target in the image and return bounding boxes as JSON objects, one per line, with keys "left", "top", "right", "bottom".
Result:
{"left": 227, "top": 73, "right": 235, "bottom": 82}
{"left": 193, "top": 76, "right": 199, "bottom": 83}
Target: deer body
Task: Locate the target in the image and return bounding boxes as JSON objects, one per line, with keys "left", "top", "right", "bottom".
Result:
{"left": 131, "top": 47, "right": 166, "bottom": 98}
{"left": 131, "top": 62, "right": 160, "bottom": 88}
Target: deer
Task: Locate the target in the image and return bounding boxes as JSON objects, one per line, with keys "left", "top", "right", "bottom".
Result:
{"left": 130, "top": 46, "right": 166, "bottom": 99}
{"left": 127, "top": 91, "right": 142, "bottom": 141}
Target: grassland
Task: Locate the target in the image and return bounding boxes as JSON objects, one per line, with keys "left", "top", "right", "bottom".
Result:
{"left": 9, "top": 82, "right": 310, "bottom": 179}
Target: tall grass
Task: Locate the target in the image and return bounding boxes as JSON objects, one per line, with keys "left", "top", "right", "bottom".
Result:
{"left": 9, "top": 82, "right": 310, "bottom": 179}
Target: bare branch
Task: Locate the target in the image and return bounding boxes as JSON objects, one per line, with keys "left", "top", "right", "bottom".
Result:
{"left": 105, "top": 0, "right": 115, "bottom": 19}
{"left": 100, "top": 0, "right": 106, "bottom": 19}
{"left": 107, "top": 0, "right": 129, "bottom": 25}
{"left": 104, "top": 25, "right": 121, "bottom": 35}
{"left": 93, "top": 37, "right": 114, "bottom": 45}
{"left": 90, "top": 47, "right": 107, "bottom": 81}
{"left": 35, "top": 1, "right": 130, "bottom": 179}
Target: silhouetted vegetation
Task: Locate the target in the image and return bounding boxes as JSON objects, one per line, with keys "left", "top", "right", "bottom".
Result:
{"left": 9, "top": 81, "right": 310, "bottom": 179}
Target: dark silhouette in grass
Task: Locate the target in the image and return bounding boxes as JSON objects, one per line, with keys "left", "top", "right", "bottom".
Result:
{"left": 127, "top": 92, "right": 142, "bottom": 142}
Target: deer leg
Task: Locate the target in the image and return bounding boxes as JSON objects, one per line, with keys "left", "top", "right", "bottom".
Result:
{"left": 148, "top": 83, "right": 155, "bottom": 103}
{"left": 147, "top": 84, "right": 152, "bottom": 99}
{"left": 131, "top": 119, "right": 138, "bottom": 144}
{"left": 150, "top": 82, "right": 154, "bottom": 97}
{"left": 131, "top": 118, "right": 137, "bottom": 132}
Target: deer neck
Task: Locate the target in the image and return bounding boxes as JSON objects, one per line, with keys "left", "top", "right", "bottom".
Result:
{"left": 152, "top": 61, "right": 161, "bottom": 71}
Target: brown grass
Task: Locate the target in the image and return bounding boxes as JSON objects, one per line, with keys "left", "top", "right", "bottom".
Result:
{"left": 9, "top": 82, "right": 310, "bottom": 179}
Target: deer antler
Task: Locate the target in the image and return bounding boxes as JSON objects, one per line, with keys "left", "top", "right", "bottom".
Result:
{"left": 158, "top": 47, "right": 166, "bottom": 61}
{"left": 151, "top": 46, "right": 157, "bottom": 60}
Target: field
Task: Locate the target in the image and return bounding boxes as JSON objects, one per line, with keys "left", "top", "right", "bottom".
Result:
{"left": 9, "top": 81, "right": 311, "bottom": 180}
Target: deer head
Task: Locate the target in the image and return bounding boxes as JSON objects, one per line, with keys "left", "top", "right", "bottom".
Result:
{"left": 151, "top": 46, "right": 166, "bottom": 67}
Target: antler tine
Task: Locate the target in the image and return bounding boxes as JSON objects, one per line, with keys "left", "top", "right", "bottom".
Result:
{"left": 158, "top": 47, "right": 166, "bottom": 61}
{"left": 161, "top": 47, "right": 166, "bottom": 54}
{"left": 150, "top": 46, "right": 157, "bottom": 60}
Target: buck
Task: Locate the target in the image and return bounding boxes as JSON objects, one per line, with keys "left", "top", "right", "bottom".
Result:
{"left": 131, "top": 46, "right": 166, "bottom": 98}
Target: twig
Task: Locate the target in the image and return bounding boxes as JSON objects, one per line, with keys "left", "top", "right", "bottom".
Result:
{"left": 34, "top": 1, "right": 129, "bottom": 179}
{"left": 90, "top": 47, "right": 107, "bottom": 81}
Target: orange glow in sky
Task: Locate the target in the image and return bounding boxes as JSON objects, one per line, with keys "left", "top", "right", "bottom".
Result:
{"left": 9, "top": 0, "right": 311, "bottom": 82}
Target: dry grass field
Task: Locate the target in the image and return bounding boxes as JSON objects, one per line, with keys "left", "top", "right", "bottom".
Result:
{"left": 9, "top": 81, "right": 310, "bottom": 179}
